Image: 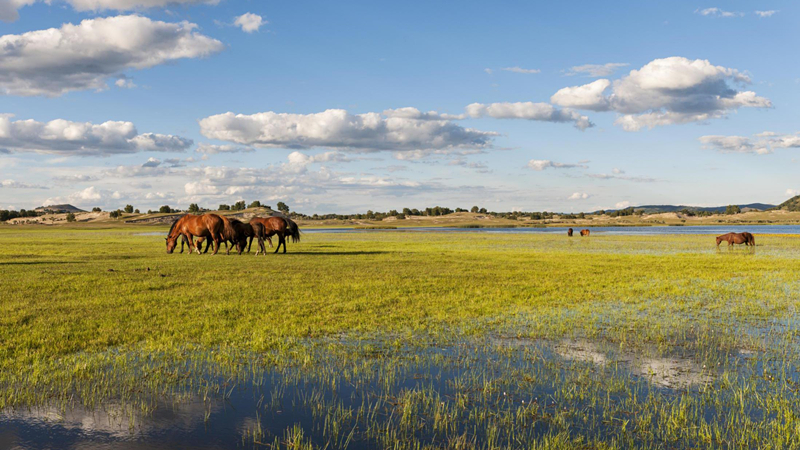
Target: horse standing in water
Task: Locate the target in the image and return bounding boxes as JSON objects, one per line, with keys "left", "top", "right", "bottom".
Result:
{"left": 716, "top": 232, "right": 755, "bottom": 247}
{"left": 248, "top": 216, "right": 301, "bottom": 254}
{"left": 567, "top": 228, "right": 573, "bottom": 237}
{"left": 165, "top": 214, "right": 224, "bottom": 255}
{"left": 580, "top": 229, "right": 590, "bottom": 237}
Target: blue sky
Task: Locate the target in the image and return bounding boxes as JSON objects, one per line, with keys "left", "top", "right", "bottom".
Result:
{"left": 0, "top": 0, "right": 797, "bottom": 213}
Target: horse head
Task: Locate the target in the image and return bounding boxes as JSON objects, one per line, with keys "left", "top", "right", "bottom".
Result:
{"left": 166, "top": 235, "right": 178, "bottom": 254}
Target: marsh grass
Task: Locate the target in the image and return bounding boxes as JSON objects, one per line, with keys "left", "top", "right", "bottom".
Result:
{"left": 2, "top": 227, "right": 800, "bottom": 448}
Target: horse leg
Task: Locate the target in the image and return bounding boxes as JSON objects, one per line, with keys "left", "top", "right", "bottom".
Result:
{"left": 274, "top": 233, "right": 281, "bottom": 253}
{"left": 267, "top": 237, "right": 273, "bottom": 248}
{"left": 211, "top": 231, "right": 221, "bottom": 255}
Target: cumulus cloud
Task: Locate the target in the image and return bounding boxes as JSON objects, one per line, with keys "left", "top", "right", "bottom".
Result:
{"left": 465, "top": 102, "right": 593, "bottom": 130}
{"left": 551, "top": 57, "right": 771, "bottom": 131}
{"left": 501, "top": 67, "right": 540, "bottom": 74}
{"left": 43, "top": 186, "right": 125, "bottom": 207}
{"left": 0, "top": 15, "right": 223, "bottom": 96}
{"left": 615, "top": 201, "right": 631, "bottom": 209}
{"left": 695, "top": 7, "right": 743, "bottom": 18}
{"left": 755, "top": 10, "right": 777, "bottom": 17}
{"left": 0, "top": 115, "right": 192, "bottom": 156}
{"left": 564, "top": 63, "right": 629, "bottom": 77}
{"left": 234, "top": 12, "right": 264, "bottom": 33}
{"left": 527, "top": 160, "right": 588, "bottom": 171}
{"left": 699, "top": 132, "right": 800, "bottom": 154}
{"left": 1, "top": 0, "right": 220, "bottom": 22}
{"left": 568, "top": 192, "right": 589, "bottom": 200}
{"left": 787, "top": 189, "right": 799, "bottom": 197}
{"left": 199, "top": 108, "right": 497, "bottom": 155}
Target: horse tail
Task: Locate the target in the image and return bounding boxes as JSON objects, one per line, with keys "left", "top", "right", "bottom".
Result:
{"left": 284, "top": 217, "right": 301, "bottom": 243}
{"left": 749, "top": 234, "right": 756, "bottom": 246}
{"left": 221, "top": 215, "right": 236, "bottom": 240}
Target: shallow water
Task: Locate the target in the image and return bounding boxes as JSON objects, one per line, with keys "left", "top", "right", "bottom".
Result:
{"left": 304, "top": 225, "right": 800, "bottom": 235}
{"left": 2, "top": 333, "right": 788, "bottom": 449}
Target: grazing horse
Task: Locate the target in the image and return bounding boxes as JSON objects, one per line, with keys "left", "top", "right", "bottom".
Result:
{"left": 165, "top": 214, "right": 223, "bottom": 255}
{"left": 580, "top": 229, "right": 590, "bottom": 237}
{"left": 567, "top": 228, "right": 573, "bottom": 237}
{"left": 248, "top": 216, "right": 301, "bottom": 254}
{"left": 716, "top": 232, "right": 755, "bottom": 247}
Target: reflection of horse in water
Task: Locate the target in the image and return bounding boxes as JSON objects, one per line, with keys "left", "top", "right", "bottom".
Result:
{"left": 567, "top": 228, "right": 573, "bottom": 237}
{"left": 580, "top": 229, "right": 590, "bottom": 237}
{"left": 716, "top": 232, "right": 755, "bottom": 247}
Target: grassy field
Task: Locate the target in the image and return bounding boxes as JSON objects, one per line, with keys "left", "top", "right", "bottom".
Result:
{"left": 2, "top": 226, "right": 800, "bottom": 448}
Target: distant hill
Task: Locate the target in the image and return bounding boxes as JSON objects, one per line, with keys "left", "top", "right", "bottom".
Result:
{"left": 35, "top": 204, "right": 86, "bottom": 213}
{"left": 776, "top": 195, "right": 800, "bottom": 212}
{"left": 600, "top": 203, "right": 775, "bottom": 214}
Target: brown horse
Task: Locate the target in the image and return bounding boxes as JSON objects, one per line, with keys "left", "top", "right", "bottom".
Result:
{"left": 165, "top": 214, "right": 223, "bottom": 255}
{"left": 716, "top": 232, "right": 755, "bottom": 247}
{"left": 248, "top": 216, "right": 301, "bottom": 254}
{"left": 580, "top": 229, "right": 590, "bottom": 237}
{"left": 567, "top": 228, "right": 573, "bottom": 237}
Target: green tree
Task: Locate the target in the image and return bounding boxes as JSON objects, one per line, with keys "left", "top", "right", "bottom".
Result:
{"left": 134, "top": 209, "right": 140, "bottom": 214}
{"left": 402, "top": 208, "right": 412, "bottom": 216}
{"left": 248, "top": 200, "right": 262, "bottom": 208}
{"left": 124, "top": 204, "right": 134, "bottom": 213}
{"left": 109, "top": 210, "right": 122, "bottom": 219}
{"left": 159, "top": 205, "right": 172, "bottom": 214}
{"left": 276, "top": 202, "right": 290, "bottom": 213}
{"left": 188, "top": 203, "right": 200, "bottom": 213}
{"left": 218, "top": 204, "right": 231, "bottom": 211}
{"left": 233, "top": 201, "right": 246, "bottom": 211}
{"left": 66, "top": 212, "right": 76, "bottom": 222}
{"left": 479, "top": 207, "right": 487, "bottom": 214}
{"left": 471, "top": 206, "right": 479, "bottom": 213}
{"left": 725, "top": 205, "right": 741, "bottom": 215}
{"left": 92, "top": 207, "right": 102, "bottom": 212}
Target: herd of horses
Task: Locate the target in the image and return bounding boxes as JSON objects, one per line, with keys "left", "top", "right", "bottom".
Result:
{"left": 568, "top": 228, "right": 755, "bottom": 247}
{"left": 165, "top": 213, "right": 300, "bottom": 255}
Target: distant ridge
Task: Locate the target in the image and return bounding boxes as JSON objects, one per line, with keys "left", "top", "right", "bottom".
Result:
{"left": 35, "top": 204, "right": 86, "bottom": 213}
{"left": 599, "top": 203, "right": 775, "bottom": 214}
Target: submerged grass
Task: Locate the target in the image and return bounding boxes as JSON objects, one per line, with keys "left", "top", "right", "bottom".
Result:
{"left": 2, "top": 227, "right": 800, "bottom": 448}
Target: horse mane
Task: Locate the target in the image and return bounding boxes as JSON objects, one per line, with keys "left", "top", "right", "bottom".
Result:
{"left": 167, "top": 215, "right": 183, "bottom": 237}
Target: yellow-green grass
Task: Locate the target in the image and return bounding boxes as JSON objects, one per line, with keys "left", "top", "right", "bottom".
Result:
{"left": 2, "top": 226, "right": 800, "bottom": 448}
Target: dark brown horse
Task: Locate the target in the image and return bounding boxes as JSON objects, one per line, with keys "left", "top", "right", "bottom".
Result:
{"left": 165, "top": 214, "right": 223, "bottom": 255}
{"left": 567, "top": 228, "right": 573, "bottom": 237}
{"left": 248, "top": 216, "right": 301, "bottom": 254}
{"left": 580, "top": 229, "right": 590, "bottom": 237}
{"left": 716, "top": 232, "right": 755, "bottom": 247}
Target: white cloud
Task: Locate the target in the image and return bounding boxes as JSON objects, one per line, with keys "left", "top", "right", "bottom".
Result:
{"left": 564, "top": 63, "right": 628, "bottom": 77}
{"left": 695, "top": 7, "right": 743, "bottom": 18}
{"left": 755, "top": 10, "right": 777, "bottom": 17}
{"left": 44, "top": 186, "right": 108, "bottom": 207}
{"left": 699, "top": 132, "right": 800, "bottom": 155}
{"left": 587, "top": 173, "right": 657, "bottom": 183}
{"left": 501, "top": 67, "right": 540, "bottom": 74}
{"left": 527, "top": 160, "right": 588, "bottom": 171}
{"left": 234, "top": 12, "right": 264, "bottom": 33}
{"left": 195, "top": 143, "right": 254, "bottom": 154}
{"left": 1, "top": 0, "right": 220, "bottom": 22}
{"left": 0, "top": 15, "right": 223, "bottom": 96}
{"left": 1, "top": 179, "right": 46, "bottom": 189}
{"left": 615, "top": 201, "right": 631, "bottom": 208}
{"left": 568, "top": 192, "right": 589, "bottom": 200}
{"left": 550, "top": 79, "right": 611, "bottom": 111}
{"left": 115, "top": 78, "right": 136, "bottom": 89}
{"left": 465, "top": 102, "right": 593, "bottom": 130}
{"left": 0, "top": 115, "right": 192, "bottom": 155}
{"left": 786, "top": 189, "right": 799, "bottom": 197}
{"left": 484, "top": 68, "right": 493, "bottom": 75}
{"left": 612, "top": 168, "right": 624, "bottom": 174}
{"left": 199, "top": 108, "right": 497, "bottom": 155}
{"left": 551, "top": 57, "right": 771, "bottom": 131}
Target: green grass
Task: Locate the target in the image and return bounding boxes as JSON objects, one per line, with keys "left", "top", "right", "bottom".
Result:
{"left": 2, "top": 226, "right": 800, "bottom": 448}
